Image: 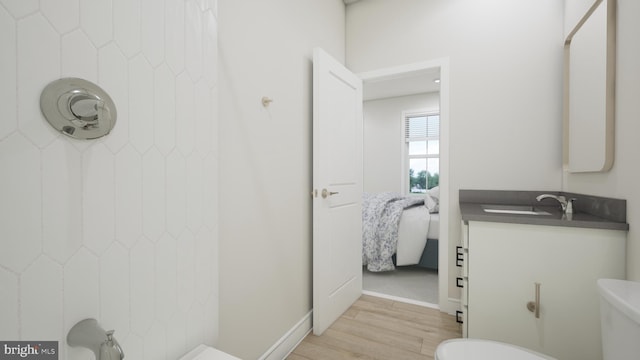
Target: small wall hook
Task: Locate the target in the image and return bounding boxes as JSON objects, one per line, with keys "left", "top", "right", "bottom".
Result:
{"left": 261, "top": 97, "right": 273, "bottom": 107}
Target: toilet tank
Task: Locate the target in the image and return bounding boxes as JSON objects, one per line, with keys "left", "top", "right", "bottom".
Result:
{"left": 597, "top": 279, "right": 640, "bottom": 360}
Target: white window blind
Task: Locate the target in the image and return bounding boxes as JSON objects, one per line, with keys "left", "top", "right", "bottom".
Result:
{"left": 405, "top": 115, "right": 439, "bottom": 141}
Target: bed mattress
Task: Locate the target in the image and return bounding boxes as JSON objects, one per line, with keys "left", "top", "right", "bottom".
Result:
{"left": 395, "top": 207, "right": 439, "bottom": 266}
{"left": 428, "top": 213, "right": 439, "bottom": 239}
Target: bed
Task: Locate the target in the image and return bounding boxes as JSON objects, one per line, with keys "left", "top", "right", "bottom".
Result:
{"left": 396, "top": 210, "right": 439, "bottom": 268}
{"left": 362, "top": 187, "right": 440, "bottom": 272}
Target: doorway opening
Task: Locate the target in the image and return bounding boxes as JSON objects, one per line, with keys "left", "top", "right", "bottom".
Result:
{"left": 358, "top": 59, "right": 451, "bottom": 312}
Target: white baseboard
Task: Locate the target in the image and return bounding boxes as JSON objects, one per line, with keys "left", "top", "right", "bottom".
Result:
{"left": 362, "top": 290, "right": 440, "bottom": 310}
{"left": 258, "top": 311, "right": 312, "bottom": 360}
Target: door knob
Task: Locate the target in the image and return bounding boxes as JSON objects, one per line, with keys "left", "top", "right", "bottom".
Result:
{"left": 321, "top": 189, "right": 338, "bottom": 199}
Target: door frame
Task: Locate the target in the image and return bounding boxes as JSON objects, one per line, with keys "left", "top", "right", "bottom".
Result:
{"left": 357, "top": 57, "right": 456, "bottom": 314}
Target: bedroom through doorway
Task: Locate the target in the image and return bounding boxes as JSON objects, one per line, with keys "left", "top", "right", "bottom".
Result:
{"left": 360, "top": 62, "right": 446, "bottom": 308}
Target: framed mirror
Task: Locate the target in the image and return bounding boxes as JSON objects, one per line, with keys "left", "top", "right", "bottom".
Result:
{"left": 564, "top": 0, "right": 616, "bottom": 173}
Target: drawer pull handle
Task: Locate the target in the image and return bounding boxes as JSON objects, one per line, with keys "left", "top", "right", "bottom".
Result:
{"left": 526, "top": 282, "right": 541, "bottom": 318}
{"left": 455, "top": 310, "right": 464, "bottom": 324}
{"left": 456, "top": 246, "right": 464, "bottom": 267}
{"left": 456, "top": 277, "right": 464, "bottom": 288}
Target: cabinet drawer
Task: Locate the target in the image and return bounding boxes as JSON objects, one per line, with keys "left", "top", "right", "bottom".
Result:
{"left": 462, "top": 222, "right": 469, "bottom": 249}
{"left": 460, "top": 306, "right": 468, "bottom": 338}
{"left": 462, "top": 250, "right": 468, "bottom": 277}
{"left": 461, "top": 278, "right": 468, "bottom": 306}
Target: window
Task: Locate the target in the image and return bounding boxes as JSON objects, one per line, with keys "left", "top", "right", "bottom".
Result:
{"left": 404, "top": 112, "right": 439, "bottom": 194}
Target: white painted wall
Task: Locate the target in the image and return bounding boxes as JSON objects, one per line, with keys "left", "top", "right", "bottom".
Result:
{"left": 347, "top": 0, "right": 564, "bottom": 299}
{"left": 563, "top": 0, "right": 640, "bottom": 280}
{"left": 0, "top": 1, "right": 219, "bottom": 359}
{"left": 364, "top": 92, "right": 440, "bottom": 193}
{"left": 217, "top": 1, "right": 345, "bottom": 358}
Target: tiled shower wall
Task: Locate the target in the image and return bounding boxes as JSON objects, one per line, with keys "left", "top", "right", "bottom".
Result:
{"left": 0, "top": 0, "right": 219, "bottom": 359}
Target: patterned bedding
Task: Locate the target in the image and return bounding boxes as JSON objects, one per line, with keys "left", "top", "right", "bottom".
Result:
{"left": 362, "top": 192, "right": 426, "bottom": 272}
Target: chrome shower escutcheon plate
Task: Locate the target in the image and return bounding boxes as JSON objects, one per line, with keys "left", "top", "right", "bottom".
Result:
{"left": 40, "top": 77, "right": 117, "bottom": 140}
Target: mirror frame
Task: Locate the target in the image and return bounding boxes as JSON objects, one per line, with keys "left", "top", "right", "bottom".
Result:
{"left": 563, "top": 0, "right": 616, "bottom": 173}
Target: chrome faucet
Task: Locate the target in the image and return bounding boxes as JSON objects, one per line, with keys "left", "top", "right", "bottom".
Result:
{"left": 536, "top": 194, "right": 575, "bottom": 214}
{"left": 100, "top": 330, "right": 125, "bottom": 360}
{"left": 67, "top": 319, "right": 124, "bottom": 360}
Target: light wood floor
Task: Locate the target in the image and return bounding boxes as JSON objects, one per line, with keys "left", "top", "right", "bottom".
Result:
{"left": 287, "top": 295, "right": 462, "bottom": 360}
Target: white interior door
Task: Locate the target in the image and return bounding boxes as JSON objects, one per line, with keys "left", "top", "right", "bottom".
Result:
{"left": 312, "top": 47, "right": 363, "bottom": 335}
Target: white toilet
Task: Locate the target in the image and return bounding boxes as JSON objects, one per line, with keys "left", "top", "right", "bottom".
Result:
{"left": 179, "top": 344, "right": 242, "bottom": 360}
{"left": 597, "top": 278, "right": 640, "bottom": 359}
{"left": 435, "top": 339, "right": 555, "bottom": 360}
{"left": 436, "top": 279, "right": 640, "bottom": 360}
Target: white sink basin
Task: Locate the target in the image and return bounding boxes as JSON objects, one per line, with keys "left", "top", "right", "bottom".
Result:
{"left": 482, "top": 205, "right": 551, "bottom": 216}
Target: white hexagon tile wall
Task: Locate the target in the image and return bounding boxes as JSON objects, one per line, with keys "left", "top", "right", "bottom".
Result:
{"left": 0, "top": 0, "right": 219, "bottom": 359}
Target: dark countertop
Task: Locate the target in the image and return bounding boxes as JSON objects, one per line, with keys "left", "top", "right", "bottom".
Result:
{"left": 460, "top": 190, "right": 629, "bottom": 231}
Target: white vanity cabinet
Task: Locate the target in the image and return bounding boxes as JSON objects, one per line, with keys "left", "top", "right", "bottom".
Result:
{"left": 460, "top": 220, "right": 626, "bottom": 360}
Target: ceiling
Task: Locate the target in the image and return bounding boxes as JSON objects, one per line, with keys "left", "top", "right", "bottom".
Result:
{"left": 362, "top": 67, "right": 441, "bottom": 101}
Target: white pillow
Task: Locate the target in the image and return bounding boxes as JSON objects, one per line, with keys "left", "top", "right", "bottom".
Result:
{"left": 427, "top": 186, "right": 440, "bottom": 201}
{"left": 424, "top": 193, "right": 439, "bottom": 213}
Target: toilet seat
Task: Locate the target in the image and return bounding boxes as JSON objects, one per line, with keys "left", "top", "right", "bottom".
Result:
{"left": 435, "top": 339, "right": 556, "bottom": 360}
